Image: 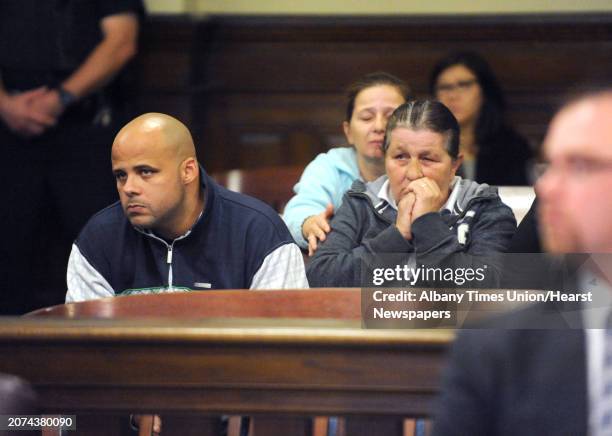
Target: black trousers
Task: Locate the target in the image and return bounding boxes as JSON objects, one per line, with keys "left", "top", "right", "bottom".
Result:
{"left": 0, "top": 115, "right": 118, "bottom": 314}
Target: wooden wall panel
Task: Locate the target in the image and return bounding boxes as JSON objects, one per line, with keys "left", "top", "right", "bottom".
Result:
{"left": 134, "top": 17, "right": 197, "bottom": 125}
{"left": 133, "top": 14, "right": 612, "bottom": 172}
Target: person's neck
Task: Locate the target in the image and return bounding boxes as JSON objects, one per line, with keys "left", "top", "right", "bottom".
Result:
{"left": 357, "top": 155, "right": 385, "bottom": 182}
{"left": 157, "top": 187, "right": 205, "bottom": 241}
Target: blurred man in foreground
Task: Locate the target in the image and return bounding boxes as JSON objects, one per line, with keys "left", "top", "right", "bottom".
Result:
{"left": 432, "top": 90, "right": 612, "bottom": 436}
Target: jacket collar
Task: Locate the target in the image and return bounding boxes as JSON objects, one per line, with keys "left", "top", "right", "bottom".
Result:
{"left": 348, "top": 175, "right": 499, "bottom": 220}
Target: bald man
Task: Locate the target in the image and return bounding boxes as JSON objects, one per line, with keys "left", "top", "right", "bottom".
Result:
{"left": 66, "top": 113, "right": 308, "bottom": 302}
{"left": 432, "top": 91, "right": 612, "bottom": 436}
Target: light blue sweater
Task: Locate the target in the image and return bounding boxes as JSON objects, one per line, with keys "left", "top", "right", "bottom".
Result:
{"left": 283, "top": 147, "right": 360, "bottom": 248}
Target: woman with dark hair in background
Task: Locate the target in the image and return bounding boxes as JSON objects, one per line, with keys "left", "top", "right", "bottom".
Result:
{"left": 283, "top": 72, "right": 410, "bottom": 255}
{"left": 430, "top": 51, "right": 533, "bottom": 186}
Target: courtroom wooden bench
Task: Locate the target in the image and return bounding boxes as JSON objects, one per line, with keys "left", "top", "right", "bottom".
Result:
{"left": 0, "top": 290, "right": 453, "bottom": 436}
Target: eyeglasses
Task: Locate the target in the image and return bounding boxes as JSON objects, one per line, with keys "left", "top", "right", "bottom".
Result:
{"left": 540, "top": 157, "right": 612, "bottom": 179}
{"left": 435, "top": 79, "right": 478, "bottom": 95}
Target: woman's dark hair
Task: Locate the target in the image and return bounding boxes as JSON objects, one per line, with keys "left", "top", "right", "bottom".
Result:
{"left": 382, "top": 100, "right": 460, "bottom": 159}
{"left": 429, "top": 51, "right": 507, "bottom": 144}
{"left": 345, "top": 72, "right": 411, "bottom": 121}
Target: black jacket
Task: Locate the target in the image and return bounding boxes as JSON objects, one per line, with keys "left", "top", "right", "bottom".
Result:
{"left": 432, "top": 300, "right": 587, "bottom": 436}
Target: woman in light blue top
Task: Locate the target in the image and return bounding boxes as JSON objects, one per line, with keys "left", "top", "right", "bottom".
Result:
{"left": 283, "top": 72, "right": 410, "bottom": 255}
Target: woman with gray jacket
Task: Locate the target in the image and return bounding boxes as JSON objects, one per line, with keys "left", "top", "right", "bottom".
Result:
{"left": 306, "top": 100, "right": 516, "bottom": 287}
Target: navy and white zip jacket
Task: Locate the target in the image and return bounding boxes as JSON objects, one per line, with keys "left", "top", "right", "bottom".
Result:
{"left": 66, "top": 170, "right": 308, "bottom": 302}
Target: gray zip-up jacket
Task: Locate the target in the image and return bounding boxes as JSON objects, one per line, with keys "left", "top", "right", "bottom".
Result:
{"left": 306, "top": 176, "right": 517, "bottom": 287}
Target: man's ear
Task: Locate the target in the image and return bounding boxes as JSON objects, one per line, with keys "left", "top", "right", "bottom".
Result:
{"left": 181, "top": 157, "right": 198, "bottom": 184}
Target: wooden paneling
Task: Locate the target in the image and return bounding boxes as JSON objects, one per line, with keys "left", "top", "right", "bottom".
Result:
{"left": 211, "top": 165, "right": 304, "bottom": 212}
{"left": 134, "top": 14, "right": 612, "bottom": 172}
{"left": 133, "top": 16, "right": 198, "bottom": 124}
{"left": 0, "top": 319, "right": 450, "bottom": 413}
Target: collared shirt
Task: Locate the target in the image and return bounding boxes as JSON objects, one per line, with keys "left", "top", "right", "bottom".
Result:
{"left": 370, "top": 178, "right": 462, "bottom": 275}
{"left": 582, "top": 269, "right": 612, "bottom": 436}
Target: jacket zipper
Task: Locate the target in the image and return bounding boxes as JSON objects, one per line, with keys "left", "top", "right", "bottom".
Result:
{"left": 136, "top": 230, "right": 188, "bottom": 290}
{"left": 166, "top": 243, "right": 174, "bottom": 289}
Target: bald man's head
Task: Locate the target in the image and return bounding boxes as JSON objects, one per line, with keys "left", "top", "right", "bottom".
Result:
{"left": 113, "top": 112, "right": 197, "bottom": 164}
{"left": 111, "top": 113, "right": 203, "bottom": 239}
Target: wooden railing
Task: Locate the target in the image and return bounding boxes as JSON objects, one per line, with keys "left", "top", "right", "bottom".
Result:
{"left": 0, "top": 290, "right": 453, "bottom": 435}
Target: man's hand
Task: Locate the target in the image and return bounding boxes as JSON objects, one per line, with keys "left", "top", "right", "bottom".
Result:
{"left": 408, "top": 177, "right": 446, "bottom": 223}
{"left": 132, "top": 414, "right": 162, "bottom": 435}
{"left": 0, "top": 87, "right": 57, "bottom": 136}
{"left": 302, "top": 203, "right": 334, "bottom": 256}
{"left": 395, "top": 191, "right": 416, "bottom": 240}
{"left": 30, "top": 88, "right": 65, "bottom": 121}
